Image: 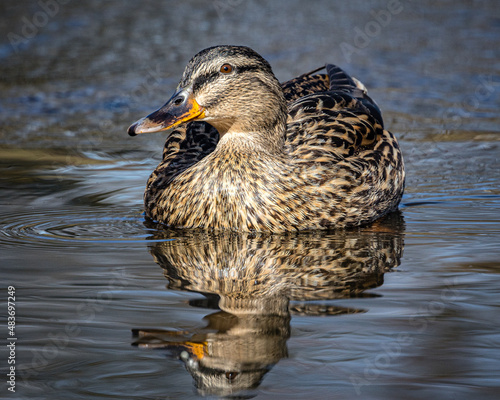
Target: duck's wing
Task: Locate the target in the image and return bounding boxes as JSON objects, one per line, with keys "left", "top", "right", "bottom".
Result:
{"left": 146, "top": 122, "right": 219, "bottom": 192}
{"left": 281, "top": 67, "right": 330, "bottom": 102}
{"left": 284, "top": 64, "right": 385, "bottom": 162}
{"left": 325, "top": 64, "right": 383, "bottom": 126}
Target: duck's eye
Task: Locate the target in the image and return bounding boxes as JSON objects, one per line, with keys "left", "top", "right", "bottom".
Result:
{"left": 225, "top": 371, "right": 238, "bottom": 381}
{"left": 220, "top": 63, "right": 233, "bottom": 74}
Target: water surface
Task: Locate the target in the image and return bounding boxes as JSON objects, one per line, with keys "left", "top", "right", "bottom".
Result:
{"left": 1, "top": 1, "right": 500, "bottom": 399}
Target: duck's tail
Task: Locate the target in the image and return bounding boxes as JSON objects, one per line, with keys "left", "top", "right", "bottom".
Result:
{"left": 326, "top": 64, "right": 384, "bottom": 128}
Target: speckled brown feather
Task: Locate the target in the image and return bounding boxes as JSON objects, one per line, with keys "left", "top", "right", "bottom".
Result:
{"left": 142, "top": 46, "right": 405, "bottom": 232}
{"left": 281, "top": 71, "right": 330, "bottom": 102}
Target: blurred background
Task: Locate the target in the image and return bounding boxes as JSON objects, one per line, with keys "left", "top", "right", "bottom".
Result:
{"left": 1, "top": 1, "right": 500, "bottom": 399}
{"left": 2, "top": 0, "right": 499, "bottom": 152}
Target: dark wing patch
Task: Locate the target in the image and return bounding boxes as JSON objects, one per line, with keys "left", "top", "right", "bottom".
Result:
{"left": 145, "top": 121, "right": 219, "bottom": 199}
{"left": 283, "top": 64, "right": 384, "bottom": 163}
{"left": 285, "top": 92, "right": 383, "bottom": 163}
{"left": 282, "top": 71, "right": 330, "bottom": 103}
{"left": 326, "top": 64, "right": 384, "bottom": 128}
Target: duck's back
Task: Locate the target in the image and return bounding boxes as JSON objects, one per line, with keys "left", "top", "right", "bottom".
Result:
{"left": 280, "top": 64, "right": 405, "bottom": 228}
{"left": 284, "top": 65, "right": 385, "bottom": 162}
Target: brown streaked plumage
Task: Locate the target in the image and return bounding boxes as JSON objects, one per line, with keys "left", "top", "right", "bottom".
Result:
{"left": 128, "top": 45, "right": 405, "bottom": 232}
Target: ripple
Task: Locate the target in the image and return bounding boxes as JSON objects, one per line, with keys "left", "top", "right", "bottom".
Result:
{"left": 0, "top": 208, "right": 156, "bottom": 248}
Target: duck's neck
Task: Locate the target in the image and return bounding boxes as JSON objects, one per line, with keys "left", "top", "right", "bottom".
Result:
{"left": 215, "top": 108, "right": 288, "bottom": 156}
{"left": 217, "top": 127, "right": 285, "bottom": 157}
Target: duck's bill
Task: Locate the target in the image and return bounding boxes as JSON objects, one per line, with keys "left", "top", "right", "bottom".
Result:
{"left": 127, "top": 91, "right": 205, "bottom": 136}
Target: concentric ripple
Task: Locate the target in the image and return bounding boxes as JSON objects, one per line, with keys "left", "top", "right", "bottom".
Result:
{"left": 0, "top": 208, "right": 156, "bottom": 248}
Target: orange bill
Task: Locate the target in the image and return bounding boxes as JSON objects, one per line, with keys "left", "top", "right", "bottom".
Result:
{"left": 128, "top": 90, "right": 205, "bottom": 136}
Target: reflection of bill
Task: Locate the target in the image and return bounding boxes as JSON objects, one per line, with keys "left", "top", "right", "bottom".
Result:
{"left": 133, "top": 212, "right": 405, "bottom": 397}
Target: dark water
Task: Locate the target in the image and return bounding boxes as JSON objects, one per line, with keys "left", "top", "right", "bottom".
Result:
{"left": 1, "top": 1, "right": 500, "bottom": 399}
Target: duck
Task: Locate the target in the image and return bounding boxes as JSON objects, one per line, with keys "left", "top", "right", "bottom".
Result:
{"left": 128, "top": 45, "right": 405, "bottom": 232}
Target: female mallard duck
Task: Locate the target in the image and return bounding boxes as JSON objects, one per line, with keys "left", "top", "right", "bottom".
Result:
{"left": 128, "top": 45, "right": 405, "bottom": 232}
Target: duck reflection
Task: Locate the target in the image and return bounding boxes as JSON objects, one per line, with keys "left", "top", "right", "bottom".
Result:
{"left": 133, "top": 213, "right": 404, "bottom": 397}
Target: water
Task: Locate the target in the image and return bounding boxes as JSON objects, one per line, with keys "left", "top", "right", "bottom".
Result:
{"left": 1, "top": 1, "right": 500, "bottom": 399}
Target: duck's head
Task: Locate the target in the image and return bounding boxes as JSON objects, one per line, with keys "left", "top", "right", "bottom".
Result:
{"left": 128, "top": 45, "right": 287, "bottom": 145}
